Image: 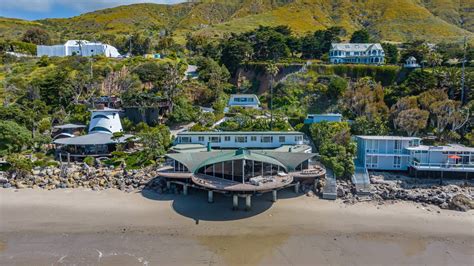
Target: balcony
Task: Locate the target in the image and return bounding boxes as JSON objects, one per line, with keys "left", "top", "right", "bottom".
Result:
{"left": 411, "top": 161, "right": 474, "bottom": 172}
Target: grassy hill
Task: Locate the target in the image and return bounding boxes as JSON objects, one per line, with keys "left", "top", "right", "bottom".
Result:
{"left": 0, "top": 0, "right": 472, "bottom": 44}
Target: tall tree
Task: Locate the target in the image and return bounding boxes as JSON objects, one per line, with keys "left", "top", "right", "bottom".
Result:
{"left": 350, "top": 29, "right": 370, "bottom": 43}
{"left": 381, "top": 43, "right": 398, "bottom": 64}
{"left": 265, "top": 63, "right": 279, "bottom": 130}
{"left": 394, "top": 108, "right": 429, "bottom": 136}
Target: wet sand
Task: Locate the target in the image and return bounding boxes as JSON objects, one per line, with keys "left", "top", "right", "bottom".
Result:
{"left": 0, "top": 188, "right": 473, "bottom": 265}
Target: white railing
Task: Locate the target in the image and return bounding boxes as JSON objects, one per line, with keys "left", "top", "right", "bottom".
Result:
{"left": 411, "top": 161, "right": 474, "bottom": 170}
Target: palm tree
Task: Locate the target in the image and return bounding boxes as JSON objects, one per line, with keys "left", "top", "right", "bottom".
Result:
{"left": 265, "top": 63, "right": 279, "bottom": 130}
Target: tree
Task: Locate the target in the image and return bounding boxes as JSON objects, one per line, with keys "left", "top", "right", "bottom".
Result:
{"left": 350, "top": 29, "right": 370, "bottom": 43}
{"left": 252, "top": 26, "right": 290, "bottom": 61}
{"left": 351, "top": 116, "right": 389, "bottom": 135}
{"left": 327, "top": 76, "right": 348, "bottom": 98}
{"left": 0, "top": 121, "right": 32, "bottom": 156}
{"left": 196, "top": 57, "right": 230, "bottom": 89}
{"left": 403, "top": 70, "right": 437, "bottom": 95}
{"left": 167, "top": 97, "right": 199, "bottom": 125}
{"left": 265, "top": 63, "right": 279, "bottom": 130}
{"left": 301, "top": 27, "right": 345, "bottom": 59}
{"left": 342, "top": 78, "right": 388, "bottom": 120}
{"left": 394, "top": 109, "right": 429, "bottom": 136}
{"left": 220, "top": 39, "right": 252, "bottom": 75}
{"left": 132, "top": 62, "right": 162, "bottom": 84}
{"left": 34, "top": 70, "right": 74, "bottom": 108}
{"left": 381, "top": 43, "right": 398, "bottom": 64}
{"left": 6, "top": 153, "right": 33, "bottom": 178}
{"left": 22, "top": 28, "right": 51, "bottom": 45}
{"left": 390, "top": 96, "right": 418, "bottom": 128}
{"left": 310, "top": 121, "right": 355, "bottom": 178}
{"left": 137, "top": 125, "right": 171, "bottom": 161}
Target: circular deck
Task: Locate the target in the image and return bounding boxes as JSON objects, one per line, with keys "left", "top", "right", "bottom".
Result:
{"left": 291, "top": 166, "right": 326, "bottom": 179}
{"left": 157, "top": 171, "right": 193, "bottom": 179}
{"left": 191, "top": 174, "right": 293, "bottom": 193}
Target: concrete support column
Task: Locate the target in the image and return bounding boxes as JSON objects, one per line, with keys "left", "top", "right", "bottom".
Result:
{"left": 245, "top": 195, "right": 252, "bottom": 211}
{"left": 232, "top": 194, "right": 238, "bottom": 210}
{"left": 208, "top": 190, "right": 214, "bottom": 203}
{"left": 183, "top": 184, "right": 188, "bottom": 195}
{"left": 294, "top": 181, "right": 300, "bottom": 194}
{"left": 272, "top": 190, "right": 277, "bottom": 202}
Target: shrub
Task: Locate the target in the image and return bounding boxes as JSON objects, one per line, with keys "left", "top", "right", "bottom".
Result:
{"left": 83, "top": 156, "right": 95, "bottom": 167}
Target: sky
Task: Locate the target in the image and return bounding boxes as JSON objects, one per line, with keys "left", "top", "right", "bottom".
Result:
{"left": 0, "top": 0, "right": 185, "bottom": 20}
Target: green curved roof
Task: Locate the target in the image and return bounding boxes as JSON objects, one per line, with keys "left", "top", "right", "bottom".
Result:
{"left": 166, "top": 149, "right": 317, "bottom": 173}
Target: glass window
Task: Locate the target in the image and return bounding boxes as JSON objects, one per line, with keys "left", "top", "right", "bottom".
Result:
{"left": 180, "top": 137, "right": 191, "bottom": 143}
{"left": 224, "top": 136, "right": 231, "bottom": 141}
{"left": 198, "top": 136, "right": 205, "bottom": 142}
{"left": 236, "top": 136, "right": 247, "bottom": 143}
{"left": 295, "top": 136, "right": 303, "bottom": 141}
{"left": 393, "top": 156, "right": 401, "bottom": 168}
{"left": 261, "top": 136, "right": 272, "bottom": 143}
{"left": 250, "top": 136, "right": 257, "bottom": 141}
{"left": 209, "top": 136, "right": 221, "bottom": 143}
{"left": 279, "top": 136, "right": 285, "bottom": 142}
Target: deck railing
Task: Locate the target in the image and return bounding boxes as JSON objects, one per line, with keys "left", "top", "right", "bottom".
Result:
{"left": 411, "top": 161, "right": 474, "bottom": 170}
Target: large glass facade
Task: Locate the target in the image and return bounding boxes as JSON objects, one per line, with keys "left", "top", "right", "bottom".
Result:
{"left": 196, "top": 159, "right": 284, "bottom": 183}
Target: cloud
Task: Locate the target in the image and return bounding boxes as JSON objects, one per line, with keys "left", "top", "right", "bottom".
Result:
{"left": 2, "top": 0, "right": 185, "bottom": 13}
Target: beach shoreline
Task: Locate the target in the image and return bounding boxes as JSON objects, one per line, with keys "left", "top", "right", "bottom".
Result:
{"left": 1, "top": 188, "right": 473, "bottom": 265}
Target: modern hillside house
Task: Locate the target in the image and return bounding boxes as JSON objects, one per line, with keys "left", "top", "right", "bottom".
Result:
{"left": 329, "top": 43, "right": 385, "bottom": 65}
{"left": 37, "top": 40, "right": 121, "bottom": 58}
{"left": 159, "top": 131, "right": 325, "bottom": 210}
{"left": 304, "top": 113, "right": 342, "bottom": 124}
{"left": 356, "top": 136, "right": 474, "bottom": 178}
{"left": 54, "top": 107, "right": 132, "bottom": 161}
{"left": 227, "top": 94, "right": 261, "bottom": 110}
{"left": 174, "top": 131, "right": 308, "bottom": 151}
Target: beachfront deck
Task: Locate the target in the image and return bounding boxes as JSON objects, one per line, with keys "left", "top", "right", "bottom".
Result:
{"left": 192, "top": 174, "right": 293, "bottom": 193}
{"left": 291, "top": 165, "right": 326, "bottom": 179}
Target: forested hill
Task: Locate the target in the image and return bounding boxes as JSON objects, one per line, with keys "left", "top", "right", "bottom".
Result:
{"left": 0, "top": 0, "right": 472, "bottom": 44}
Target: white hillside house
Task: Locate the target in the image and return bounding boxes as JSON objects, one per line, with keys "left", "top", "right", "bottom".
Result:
{"left": 37, "top": 40, "right": 121, "bottom": 58}
{"left": 330, "top": 43, "right": 385, "bottom": 65}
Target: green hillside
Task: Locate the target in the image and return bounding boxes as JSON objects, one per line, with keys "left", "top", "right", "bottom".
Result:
{"left": 0, "top": 0, "right": 472, "bottom": 44}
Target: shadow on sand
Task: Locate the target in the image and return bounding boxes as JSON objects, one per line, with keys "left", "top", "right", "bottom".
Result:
{"left": 141, "top": 185, "right": 302, "bottom": 221}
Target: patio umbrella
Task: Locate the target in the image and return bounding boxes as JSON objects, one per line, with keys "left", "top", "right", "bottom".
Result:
{"left": 448, "top": 155, "right": 461, "bottom": 159}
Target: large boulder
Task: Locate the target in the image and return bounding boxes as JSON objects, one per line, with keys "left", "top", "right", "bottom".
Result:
{"left": 449, "top": 194, "right": 474, "bottom": 212}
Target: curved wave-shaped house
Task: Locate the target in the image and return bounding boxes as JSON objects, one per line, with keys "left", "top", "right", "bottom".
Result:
{"left": 158, "top": 131, "right": 326, "bottom": 210}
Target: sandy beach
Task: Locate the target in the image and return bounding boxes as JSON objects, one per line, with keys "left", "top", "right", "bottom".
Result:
{"left": 0, "top": 188, "right": 473, "bottom": 265}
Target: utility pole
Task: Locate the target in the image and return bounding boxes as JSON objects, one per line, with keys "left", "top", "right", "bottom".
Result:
{"left": 460, "top": 14, "right": 467, "bottom": 105}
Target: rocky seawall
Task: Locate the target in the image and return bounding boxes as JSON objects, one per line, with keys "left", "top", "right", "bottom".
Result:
{"left": 0, "top": 164, "right": 165, "bottom": 193}
{"left": 337, "top": 174, "right": 474, "bottom": 212}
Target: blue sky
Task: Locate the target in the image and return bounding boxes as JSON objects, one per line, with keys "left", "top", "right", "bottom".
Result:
{"left": 0, "top": 0, "right": 185, "bottom": 20}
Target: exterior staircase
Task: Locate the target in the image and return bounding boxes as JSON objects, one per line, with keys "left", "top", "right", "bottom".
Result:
{"left": 352, "top": 166, "right": 371, "bottom": 196}
{"left": 322, "top": 167, "right": 337, "bottom": 200}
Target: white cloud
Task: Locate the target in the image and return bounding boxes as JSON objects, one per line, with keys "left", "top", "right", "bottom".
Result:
{"left": 2, "top": 0, "right": 185, "bottom": 14}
